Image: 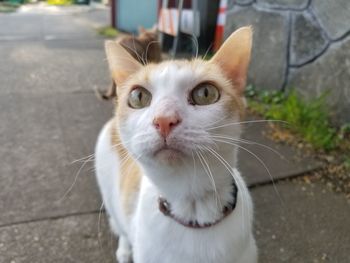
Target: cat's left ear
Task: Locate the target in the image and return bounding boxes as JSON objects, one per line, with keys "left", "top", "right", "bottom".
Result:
{"left": 105, "top": 40, "right": 142, "bottom": 86}
{"left": 211, "top": 26, "right": 253, "bottom": 95}
{"left": 138, "top": 26, "right": 146, "bottom": 34}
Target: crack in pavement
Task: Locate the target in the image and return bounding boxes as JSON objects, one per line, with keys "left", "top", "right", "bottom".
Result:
{"left": 0, "top": 209, "right": 105, "bottom": 229}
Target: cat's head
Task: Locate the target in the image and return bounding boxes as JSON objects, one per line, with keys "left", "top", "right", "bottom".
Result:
{"left": 106, "top": 27, "right": 252, "bottom": 166}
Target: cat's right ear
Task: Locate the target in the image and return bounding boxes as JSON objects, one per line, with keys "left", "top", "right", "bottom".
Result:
{"left": 105, "top": 40, "right": 142, "bottom": 86}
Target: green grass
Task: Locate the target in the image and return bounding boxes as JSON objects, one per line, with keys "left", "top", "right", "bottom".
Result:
{"left": 245, "top": 86, "right": 343, "bottom": 151}
{"left": 344, "top": 156, "right": 350, "bottom": 170}
{"left": 97, "top": 26, "right": 119, "bottom": 38}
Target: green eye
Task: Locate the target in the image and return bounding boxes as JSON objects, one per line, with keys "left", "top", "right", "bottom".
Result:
{"left": 128, "top": 86, "right": 152, "bottom": 109}
{"left": 190, "top": 83, "right": 220, "bottom": 105}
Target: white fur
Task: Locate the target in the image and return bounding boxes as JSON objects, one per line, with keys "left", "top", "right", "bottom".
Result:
{"left": 95, "top": 63, "right": 257, "bottom": 263}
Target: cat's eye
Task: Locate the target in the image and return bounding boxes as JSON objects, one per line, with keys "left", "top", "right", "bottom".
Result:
{"left": 128, "top": 86, "right": 152, "bottom": 109}
{"left": 190, "top": 83, "right": 220, "bottom": 105}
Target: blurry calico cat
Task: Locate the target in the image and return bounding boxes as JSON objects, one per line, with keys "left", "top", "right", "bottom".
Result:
{"left": 95, "top": 27, "right": 257, "bottom": 263}
{"left": 96, "top": 26, "right": 161, "bottom": 100}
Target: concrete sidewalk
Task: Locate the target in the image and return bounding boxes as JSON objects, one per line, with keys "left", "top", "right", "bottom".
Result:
{"left": 0, "top": 5, "right": 349, "bottom": 263}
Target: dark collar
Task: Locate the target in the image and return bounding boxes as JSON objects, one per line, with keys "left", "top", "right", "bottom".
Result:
{"left": 158, "top": 180, "right": 238, "bottom": 229}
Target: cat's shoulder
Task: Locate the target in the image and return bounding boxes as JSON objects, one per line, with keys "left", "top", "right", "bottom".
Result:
{"left": 109, "top": 118, "right": 142, "bottom": 217}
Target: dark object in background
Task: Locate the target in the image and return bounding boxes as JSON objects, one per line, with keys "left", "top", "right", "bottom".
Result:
{"left": 161, "top": 0, "right": 220, "bottom": 56}
{"left": 75, "top": 0, "right": 90, "bottom": 5}
{"left": 197, "top": 0, "right": 220, "bottom": 54}
{"left": 96, "top": 27, "right": 162, "bottom": 101}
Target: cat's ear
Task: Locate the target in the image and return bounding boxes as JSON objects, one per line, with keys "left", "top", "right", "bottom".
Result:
{"left": 211, "top": 26, "right": 252, "bottom": 95}
{"left": 151, "top": 24, "right": 158, "bottom": 33}
{"left": 105, "top": 40, "right": 142, "bottom": 86}
{"left": 138, "top": 26, "right": 146, "bottom": 34}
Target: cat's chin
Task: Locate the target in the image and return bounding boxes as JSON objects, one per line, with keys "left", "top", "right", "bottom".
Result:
{"left": 153, "top": 146, "right": 185, "bottom": 165}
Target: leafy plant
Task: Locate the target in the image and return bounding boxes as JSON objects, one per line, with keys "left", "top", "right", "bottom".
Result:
{"left": 97, "top": 26, "right": 119, "bottom": 38}
{"left": 339, "top": 123, "right": 350, "bottom": 140}
{"left": 246, "top": 86, "right": 340, "bottom": 151}
{"left": 344, "top": 156, "right": 350, "bottom": 169}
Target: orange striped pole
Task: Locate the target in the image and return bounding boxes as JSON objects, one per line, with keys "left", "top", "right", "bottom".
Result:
{"left": 213, "top": 0, "right": 227, "bottom": 51}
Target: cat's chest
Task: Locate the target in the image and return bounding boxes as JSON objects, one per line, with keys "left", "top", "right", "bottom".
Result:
{"left": 131, "top": 178, "right": 248, "bottom": 263}
{"left": 132, "top": 209, "right": 242, "bottom": 263}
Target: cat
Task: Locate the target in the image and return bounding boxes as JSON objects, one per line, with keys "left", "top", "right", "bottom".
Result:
{"left": 96, "top": 26, "right": 162, "bottom": 100}
{"left": 95, "top": 26, "right": 257, "bottom": 263}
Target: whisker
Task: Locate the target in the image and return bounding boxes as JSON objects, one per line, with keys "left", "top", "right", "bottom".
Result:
{"left": 196, "top": 149, "right": 221, "bottom": 211}
{"left": 202, "top": 43, "right": 213, "bottom": 60}
{"left": 88, "top": 149, "right": 129, "bottom": 174}
{"left": 70, "top": 153, "right": 95, "bottom": 164}
{"left": 57, "top": 153, "right": 95, "bottom": 202}
{"left": 89, "top": 138, "right": 146, "bottom": 174}
{"left": 201, "top": 114, "right": 229, "bottom": 130}
{"left": 132, "top": 34, "right": 146, "bottom": 65}
{"left": 207, "top": 119, "right": 289, "bottom": 131}
{"left": 201, "top": 145, "right": 249, "bottom": 234}
{"left": 211, "top": 138, "right": 284, "bottom": 206}
{"left": 190, "top": 34, "right": 199, "bottom": 59}
{"left": 145, "top": 40, "right": 160, "bottom": 64}
{"left": 122, "top": 152, "right": 143, "bottom": 178}
{"left": 210, "top": 134, "right": 287, "bottom": 161}
{"left": 69, "top": 135, "right": 137, "bottom": 167}
{"left": 65, "top": 137, "right": 146, "bottom": 198}
{"left": 97, "top": 201, "right": 107, "bottom": 260}
{"left": 127, "top": 34, "right": 144, "bottom": 64}
{"left": 191, "top": 150, "right": 197, "bottom": 188}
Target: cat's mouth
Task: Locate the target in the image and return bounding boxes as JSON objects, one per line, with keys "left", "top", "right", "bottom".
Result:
{"left": 153, "top": 144, "right": 185, "bottom": 163}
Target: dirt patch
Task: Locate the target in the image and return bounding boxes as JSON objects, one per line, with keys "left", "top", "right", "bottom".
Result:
{"left": 253, "top": 112, "right": 350, "bottom": 197}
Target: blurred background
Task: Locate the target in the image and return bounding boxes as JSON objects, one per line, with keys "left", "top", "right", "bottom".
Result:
{"left": 0, "top": 0, "right": 349, "bottom": 262}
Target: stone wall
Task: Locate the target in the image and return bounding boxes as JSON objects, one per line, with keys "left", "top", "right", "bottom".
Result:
{"left": 224, "top": 0, "right": 350, "bottom": 123}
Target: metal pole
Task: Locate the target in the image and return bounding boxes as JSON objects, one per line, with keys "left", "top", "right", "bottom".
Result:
{"left": 111, "top": 0, "right": 116, "bottom": 28}
{"left": 171, "top": 0, "right": 184, "bottom": 58}
{"left": 192, "top": 0, "right": 198, "bottom": 57}
{"left": 159, "top": 0, "right": 169, "bottom": 50}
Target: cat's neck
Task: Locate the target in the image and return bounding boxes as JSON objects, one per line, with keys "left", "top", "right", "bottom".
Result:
{"left": 142, "top": 151, "right": 238, "bottom": 225}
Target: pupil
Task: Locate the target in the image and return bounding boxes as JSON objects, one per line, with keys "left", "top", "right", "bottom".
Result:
{"left": 138, "top": 91, "right": 142, "bottom": 101}
{"left": 204, "top": 87, "right": 209, "bottom": 97}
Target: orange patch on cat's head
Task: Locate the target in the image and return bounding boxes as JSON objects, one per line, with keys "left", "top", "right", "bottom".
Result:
{"left": 106, "top": 27, "right": 252, "bottom": 216}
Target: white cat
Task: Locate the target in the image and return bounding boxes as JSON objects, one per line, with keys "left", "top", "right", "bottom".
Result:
{"left": 95, "top": 27, "right": 257, "bottom": 263}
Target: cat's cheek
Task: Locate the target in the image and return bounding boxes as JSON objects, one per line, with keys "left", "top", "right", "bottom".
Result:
{"left": 116, "top": 106, "right": 133, "bottom": 127}
{"left": 222, "top": 95, "right": 245, "bottom": 120}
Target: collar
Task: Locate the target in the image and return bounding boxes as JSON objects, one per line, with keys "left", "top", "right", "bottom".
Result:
{"left": 158, "top": 180, "right": 238, "bottom": 229}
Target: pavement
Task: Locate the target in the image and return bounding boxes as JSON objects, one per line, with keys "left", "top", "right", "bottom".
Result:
{"left": 0, "top": 4, "right": 349, "bottom": 263}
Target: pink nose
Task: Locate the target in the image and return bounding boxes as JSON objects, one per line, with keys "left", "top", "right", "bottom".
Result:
{"left": 153, "top": 114, "right": 181, "bottom": 138}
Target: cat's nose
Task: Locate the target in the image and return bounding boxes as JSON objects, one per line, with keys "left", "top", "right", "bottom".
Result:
{"left": 153, "top": 114, "right": 182, "bottom": 138}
